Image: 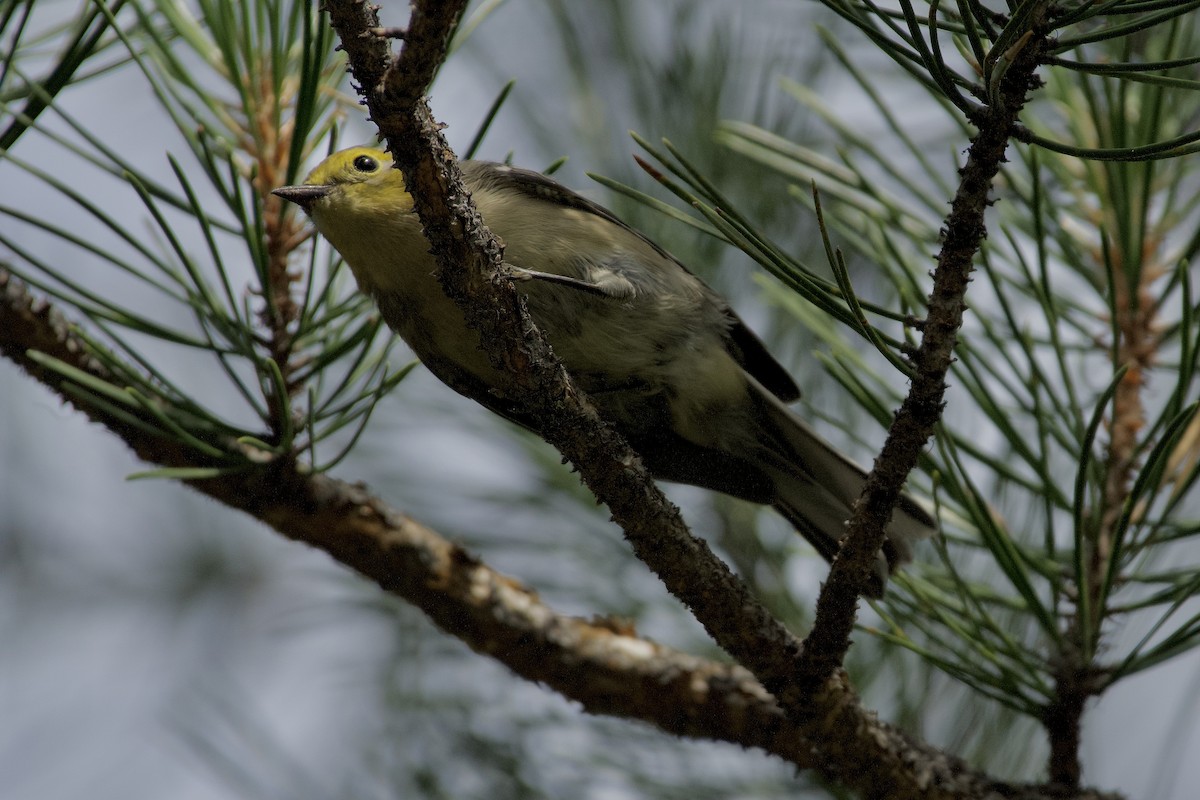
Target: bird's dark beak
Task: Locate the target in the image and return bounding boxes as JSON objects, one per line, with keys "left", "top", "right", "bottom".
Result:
{"left": 272, "top": 184, "right": 332, "bottom": 213}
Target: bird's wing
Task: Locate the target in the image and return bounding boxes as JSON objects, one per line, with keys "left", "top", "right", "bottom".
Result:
{"left": 463, "top": 161, "right": 801, "bottom": 403}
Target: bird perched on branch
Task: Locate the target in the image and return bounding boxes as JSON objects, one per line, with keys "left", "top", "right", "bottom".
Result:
{"left": 274, "top": 147, "right": 935, "bottom": 596}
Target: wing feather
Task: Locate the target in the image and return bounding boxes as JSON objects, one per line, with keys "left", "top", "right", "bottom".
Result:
{"left": 463, "top": 161, "right": 801, "bottom": 402}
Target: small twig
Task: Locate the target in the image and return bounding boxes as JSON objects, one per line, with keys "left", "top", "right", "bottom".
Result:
{"left": 789, "top": 2, "right": 1055, "bottom": 700}
{"left": 368, "top": 26, "right": 405, "bottom": 39}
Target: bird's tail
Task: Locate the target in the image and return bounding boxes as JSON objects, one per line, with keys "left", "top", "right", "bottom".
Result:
{"left": 749, "top": 384, "right": 937, "bottom": 597}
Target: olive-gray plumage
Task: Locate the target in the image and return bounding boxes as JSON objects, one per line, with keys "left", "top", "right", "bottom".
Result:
{"left": 274, "top": 147, "right": 936, "bottom": 596}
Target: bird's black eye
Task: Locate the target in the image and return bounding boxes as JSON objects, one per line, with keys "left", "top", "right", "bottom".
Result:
{"left": 353, "top": 155, "right": 379, "bottom": 173}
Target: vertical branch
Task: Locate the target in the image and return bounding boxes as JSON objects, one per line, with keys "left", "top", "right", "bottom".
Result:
{"left": 1044, "top": 670, "right": 1088, "bottom": 788}
{"left": 1097, "top": 248, "right": 1160, "bottom": 553}
{"left": 1049, "top": 179, "right": 1166, "bottom": 790}
{"left": 256, "top": 90, "right": 306, "bottom": 422}
{"left": 239, "top": 53, "right": 307, "bottom": 439}
{"left": 790, "top": 13, "right": 1055, "bottom": 698}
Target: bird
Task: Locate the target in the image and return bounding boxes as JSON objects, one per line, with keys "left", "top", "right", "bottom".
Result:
{"left": 274, "top": 146, "right": 935, "bottom": 596}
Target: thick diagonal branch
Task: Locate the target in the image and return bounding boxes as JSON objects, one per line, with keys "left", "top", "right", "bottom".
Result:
{"left": 0, "top": 267, "right": 804, "bottom": 763}
{"left": 1, "top": 265, "right": 1123, "bottom": 800}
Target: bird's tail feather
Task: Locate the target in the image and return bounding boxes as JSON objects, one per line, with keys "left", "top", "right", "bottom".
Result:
{"left": 749, "top": 382, "right": 937, "bottom": 596}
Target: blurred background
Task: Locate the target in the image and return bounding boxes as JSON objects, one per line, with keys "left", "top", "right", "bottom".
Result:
{"left": 2, "top": 1, "right": 1198, "bottom": 799}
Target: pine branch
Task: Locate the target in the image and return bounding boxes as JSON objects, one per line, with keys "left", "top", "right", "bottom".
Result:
{"left": 313, "top": 1, "right": 1124, "bottom": 797}
{"left": 792, "top": 13, "right": 1055, "bottom": 693}
{"left": 8, "top": 0, "right": 1186, "bottom": 793}
{"left": 0, "top": 264, "right": 811, "bottom": 763}
{"left": 321, "top": 0, "right": 814, "bottom": 728}
{"left": 0, "top": 254, "right": 1124, "bottom": 798}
